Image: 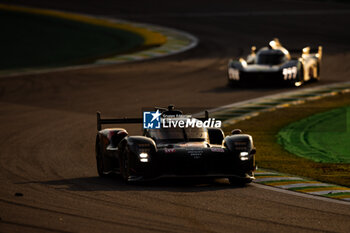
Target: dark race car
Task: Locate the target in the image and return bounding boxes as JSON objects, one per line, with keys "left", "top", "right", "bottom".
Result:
{"left": 227, "top": 38, "right": 322, "bottom": 87}
{"left": 95, "top": 105, "right": 256, "bottom": 186}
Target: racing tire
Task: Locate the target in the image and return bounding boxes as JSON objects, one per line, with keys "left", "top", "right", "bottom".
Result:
{"left": 96, "top": 137, "right": 110, "bottom": 178}
{"left": 293, "top": 63, "right": 304, "bottom": 87}
{"left": 119, "top": 152, "right": 131, "bottom": 183}
{"left": 227, "top": 80, "right": 239, "bottom": 88}
{"left": 96, "top": 150, "right": 107, "bottom": 177}
{"left": 314, "top": 62, "right": 321, "bottom": 81}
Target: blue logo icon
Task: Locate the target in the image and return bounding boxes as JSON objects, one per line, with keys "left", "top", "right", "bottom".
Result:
{"left": 143, "top": 110, "right": 161, "bottom": 129}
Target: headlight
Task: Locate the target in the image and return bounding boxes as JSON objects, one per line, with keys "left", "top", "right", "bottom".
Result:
{"left": 228, "top": 68, "right": 240, "bottom": 81}
{"left": 283, "top": 67, "right": 298, "bottom": 80}
{"left": 239, "top": 151, "right": 249, "bottom": 161}
{"left": 139, "top": 152, "right": 149, "bottom": 162}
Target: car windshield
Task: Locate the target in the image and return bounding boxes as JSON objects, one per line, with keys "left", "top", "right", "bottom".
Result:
{"left": 257, "top": 52, "right": 285, "bottom": 65}
{"left": 148, "top": 127, "right": 207, "bottom": 143}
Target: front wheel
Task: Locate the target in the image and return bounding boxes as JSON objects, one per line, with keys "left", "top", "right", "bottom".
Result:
{"left": 314, "top": 62, "right": 321, "bottom": 81}
{"left": 96, "top": 153, "right": 107, "bottom": 178}
{"left": 228, "top": 79, "right": 240, "bottom": 88}
{"left": 119, "top": 152, "right": 131, "bottom": 183}
{"left": 96, "top": 137, "right": 107, "bottom": 178}
{"left": 292, "top": 63, "right": 304, "bottom": 87}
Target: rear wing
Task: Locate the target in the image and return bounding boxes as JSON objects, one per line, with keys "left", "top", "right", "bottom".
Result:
{"left": 288, "top": 46, "right": 322, "bottom": 59}
{"left": 97, "top": 110, "right": 209, "bottom": 131}
{"left": 97, "top": 112, "right": 142, "bottom": 131}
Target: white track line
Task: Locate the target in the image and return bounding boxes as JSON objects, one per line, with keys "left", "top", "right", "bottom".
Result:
{"left": 254, "top": 177, "right": 304, "bottom": 182}
{"left": 276, "top": 183, "right": 333, "bottom": 189}
{"left": 307, "top": 190, "right": 350, "bottom": 195}
{"left": 251, "top": 183, "right": 350, "bottom": 206}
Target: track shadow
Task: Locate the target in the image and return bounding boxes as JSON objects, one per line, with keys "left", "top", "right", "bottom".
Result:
{"left": 202, "top": 78, "right": 325, "bottom": 93}
{"left": 21, "top": 176, "right": 251, "bottom": 192}
{"left": 202, "top": 84, "right": 293, "bottom": 93}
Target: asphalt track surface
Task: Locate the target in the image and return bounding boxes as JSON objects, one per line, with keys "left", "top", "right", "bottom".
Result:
{"left": 1, "top": 0, "right": 350, "bottom": 232}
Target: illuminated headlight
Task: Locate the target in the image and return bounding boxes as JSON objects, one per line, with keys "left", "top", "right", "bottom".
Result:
{"left": 228, "top": 68, "right": 240, "bottom": 81}
{"left": 139, "top": 152, "right": 149, "bottom": 162}
{"left": 283, "top": 67, "right": 298, "bottom": 80}
{"left": 240, "top": 151, "right": 249, "bottom": 161}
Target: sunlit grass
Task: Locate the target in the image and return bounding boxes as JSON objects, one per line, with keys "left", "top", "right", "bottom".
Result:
{"left": 224, "top": 92, "right": 350, "bottom": 187}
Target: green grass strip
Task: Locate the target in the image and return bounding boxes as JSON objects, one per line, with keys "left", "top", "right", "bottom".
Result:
{"left": 0, "top": 8, "right": 145, "bottom": 70}
{"left": 278, "top": 106, "right": 350, "bottom": 163}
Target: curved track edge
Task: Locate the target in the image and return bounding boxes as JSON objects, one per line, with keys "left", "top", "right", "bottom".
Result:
{"left": 197, "top": 82, "right": 350, "bottom": 203}
{"left": 0, "top": 4, "right": 198, "bottom": 78}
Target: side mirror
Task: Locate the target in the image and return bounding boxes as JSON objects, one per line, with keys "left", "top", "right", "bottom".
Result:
{"left": 302, "top": 46, "right": 310, "bottom": 55}
{"left": 250, "top": 148, "right": 256, "bottom": 155}
{"left": 317, "top": 46, "right": 323, "bottom": 59}
{"left": 231, "top": 129, "right": 242, "bottom": 135}
{"left": 251, "top": 46, "right": 256, "bottom": 54}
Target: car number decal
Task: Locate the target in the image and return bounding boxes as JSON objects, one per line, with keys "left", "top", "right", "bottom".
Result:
{"left": 187, "top": 149, "right": 203, "bottom": 159}
{"left": 211, "top": 148, "right": 225, "bottom": 152}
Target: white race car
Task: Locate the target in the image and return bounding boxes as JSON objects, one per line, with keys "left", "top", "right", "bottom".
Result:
{"left": 228, "top": 38, "right": 322, "bottom": 87}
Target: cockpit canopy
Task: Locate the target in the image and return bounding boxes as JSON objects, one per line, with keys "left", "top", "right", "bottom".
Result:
{"left": 256, "top": 49, "right": 288, "bottom": 65}
{"left": 146, "top": 118, "right": 208, "bottom": 143}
